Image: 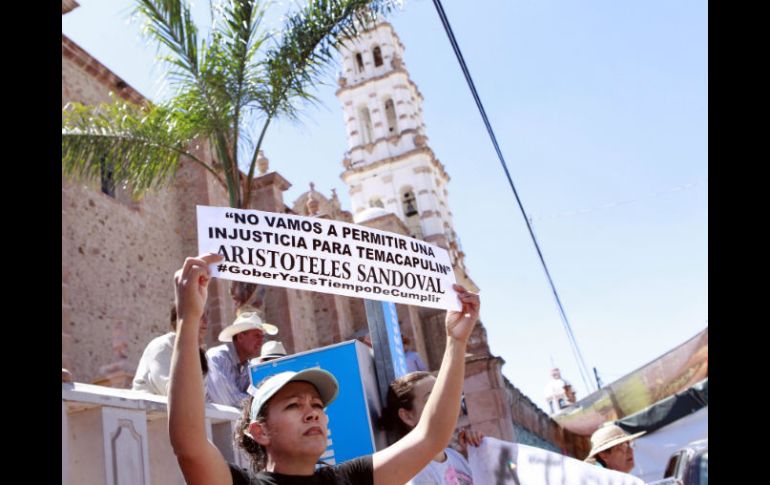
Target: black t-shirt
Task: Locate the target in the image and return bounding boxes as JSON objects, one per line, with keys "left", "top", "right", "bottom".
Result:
{"left": 229, "top": 456, "right": 373, "bottom": 485}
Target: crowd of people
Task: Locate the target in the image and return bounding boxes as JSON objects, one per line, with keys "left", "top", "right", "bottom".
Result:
{"left": 64, "top": 252, "right": 648, "bottom": 484}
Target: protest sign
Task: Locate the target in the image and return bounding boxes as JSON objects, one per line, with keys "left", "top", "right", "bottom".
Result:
{"left": 197, "top": 205, "right": 460, "bottom": 311}
{"left": 468, "top": 437, "right": 645, "bottom": 485}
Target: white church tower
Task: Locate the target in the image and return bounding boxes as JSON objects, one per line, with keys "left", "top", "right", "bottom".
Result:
{"left": 336, "top": 22, "right": 475, "bottom": 289}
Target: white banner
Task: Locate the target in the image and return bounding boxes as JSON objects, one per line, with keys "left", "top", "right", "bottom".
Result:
{"left": 197, "top": 205, "right": 460, "bottom": 311}
{"left": 468, "top": 437, "right": 645, "bottom": 485}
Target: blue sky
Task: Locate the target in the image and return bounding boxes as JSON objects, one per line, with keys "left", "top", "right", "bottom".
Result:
{"left": 62, "top": 0, "right": 708, "bottom": 412}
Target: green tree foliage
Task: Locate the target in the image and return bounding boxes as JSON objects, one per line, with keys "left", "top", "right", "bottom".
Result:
{"left": 63, "top": 0, "right": 396, "bottom": 208}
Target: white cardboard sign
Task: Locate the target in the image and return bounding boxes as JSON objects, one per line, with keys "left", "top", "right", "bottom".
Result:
{"left": 197, "top": 205, "right": 460, "bottom": 311}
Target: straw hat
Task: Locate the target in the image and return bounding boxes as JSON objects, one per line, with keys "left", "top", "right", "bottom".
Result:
{"left": 218, "top": 312, "right": 278, "bottom": 342}
{"left": 586, "top": 423, "right": 645, "bottom": 459}
{"left": 258, "top": 340, "right": 288, "bottom": 362}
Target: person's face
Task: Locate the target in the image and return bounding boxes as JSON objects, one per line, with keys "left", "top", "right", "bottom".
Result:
{"left": 234, "top": 328, "right": 265, "bottom": 359}
{"left": 400, "top": 375, "right": 436, "bottom": 428}
{"left": 258, "top": 381, "right": 329, "bottom": 461}
{"left": 599, "top": 441, "right": 635, "bottom": 473}
{"left": 401, "top": 336, "right": 411, "bottom": 350}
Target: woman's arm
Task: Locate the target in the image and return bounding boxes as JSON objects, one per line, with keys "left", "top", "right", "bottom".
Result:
{"left": 167, "top": 254, "right": 233, "bottom": 485}
{"left": 373, "top": 285, "right": 480, "bottom": 485}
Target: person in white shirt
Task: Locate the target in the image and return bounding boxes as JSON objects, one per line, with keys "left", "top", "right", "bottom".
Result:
{"left": 544, "top": 367, "right": 574, "bottom": 414}
{"left": 133, "top": 304, "right": 208, "bottom": 395}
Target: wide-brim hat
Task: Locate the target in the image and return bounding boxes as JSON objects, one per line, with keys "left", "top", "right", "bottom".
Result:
{"left": 218, "top": 312, "right": 278, "bottom": 342}
{"left": 258, "top": 340, "right": 288, "bottom": 362}
{"left": 586, "top": 423, "right": 646, "bottom": 459}
{"left": 247, "top": 368, "right": 339, "bottom": 421}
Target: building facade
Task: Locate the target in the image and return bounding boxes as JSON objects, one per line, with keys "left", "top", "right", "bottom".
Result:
{"left": 61, "top": 2, "right": 588, "bottom": 460}
{"left": 334, "top": 22, "right": 588, "bottom": 456}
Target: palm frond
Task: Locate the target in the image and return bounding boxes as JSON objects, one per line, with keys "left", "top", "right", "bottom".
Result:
{"left": 135, "top": 0, "right": 200, "bottom": 83}
{"left": 216, "top": 0, "right": 267, "bottom": 94}
{"left": 61, "top": 97, "right": 218, "bottom": 198}
{"left": 64, "top": 0, "right": 400, "bottom": 209}
{"left": 242, "top": 0, "right": 398, "bottom": 202}
{"left": 260, "top": 0, "right": 396, "bottom": 115}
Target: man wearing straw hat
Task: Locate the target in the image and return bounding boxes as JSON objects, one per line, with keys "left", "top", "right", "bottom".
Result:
{"left": 206, "top": 308, "right": 278, "bottom": 407}
{"left": 584, "top": 423, "right": 645, "bottom": 473}
{"left": 257, "top": 340, "right": 288, "bottom": 364}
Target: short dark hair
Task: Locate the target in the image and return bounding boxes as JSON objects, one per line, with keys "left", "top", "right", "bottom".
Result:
{"left": 199, "top": 347, "right": 208, "bottom": 375}
{"left": 170, "top": 304, "right": 178, "bottom": 331}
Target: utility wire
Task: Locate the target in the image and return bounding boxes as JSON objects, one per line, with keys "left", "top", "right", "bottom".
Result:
{"left": 430, "top": 0, "right": 595, "bottom": 394}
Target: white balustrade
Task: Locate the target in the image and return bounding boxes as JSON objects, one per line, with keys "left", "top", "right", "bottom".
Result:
{"left": 62, "top": 382, "right": 248, "bottom": 485}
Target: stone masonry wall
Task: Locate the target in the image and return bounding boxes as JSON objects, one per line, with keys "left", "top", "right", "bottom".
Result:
{"left": 62, "top": 35, "right": 224, "bottom": 383}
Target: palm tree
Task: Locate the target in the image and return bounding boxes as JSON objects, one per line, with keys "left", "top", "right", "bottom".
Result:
{"left": 62, "top": 0, "right": 396, "bottom": 309}
{"left": 62, "top": 0, "right": 395, "bottom": 208}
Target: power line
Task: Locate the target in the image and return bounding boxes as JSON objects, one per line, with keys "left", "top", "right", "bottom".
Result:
{"left": 430, "top": 0, "right": 595, "bottom": 394}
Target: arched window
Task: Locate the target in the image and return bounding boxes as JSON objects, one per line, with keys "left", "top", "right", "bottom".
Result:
{"left": 355, "top": 52, "right": 364, "bottom": 73}
{"left": 358, "top": 107, "right": 373, "bottom": 144}
{"left": 402, "top": 190, "right": 418, "bottom": 217}
{"left": 401, "top": 188, "right": 422, "bottom": 238}
{"left": 369, "top": 198, "right": 384, "bottom": 208}
{"left": 99, "top": 155, "right": 115, "bottom": 197}
{"left": 373, "top": 46, "right": 383, "bottom": 67}
{"left": 384, "top": 98, "right": 398, "bottom": 135}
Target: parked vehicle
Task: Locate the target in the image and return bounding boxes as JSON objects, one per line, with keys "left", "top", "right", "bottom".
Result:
{"left": 646, "top": 439, "right": 707, "bottom": 485}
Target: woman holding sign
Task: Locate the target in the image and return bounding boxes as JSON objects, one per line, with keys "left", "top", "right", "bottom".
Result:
{"left": 168, "top": 253, "right": 480, "bottom": 485}
{"left": 381, "top": 372, "right": 484, "bottom": 485}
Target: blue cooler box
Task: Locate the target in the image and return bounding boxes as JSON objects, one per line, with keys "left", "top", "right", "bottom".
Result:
{"left": 248, "top": 340, "right": 385, "bottom": 464}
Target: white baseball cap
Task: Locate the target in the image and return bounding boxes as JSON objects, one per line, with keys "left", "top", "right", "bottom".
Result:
{"left": 246, "top": 368, "right": 339, "bottom": 421}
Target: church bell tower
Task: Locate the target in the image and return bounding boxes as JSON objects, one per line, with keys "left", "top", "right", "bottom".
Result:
{"left": 336, "top": 22, "right": 475, "bottom": 290}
